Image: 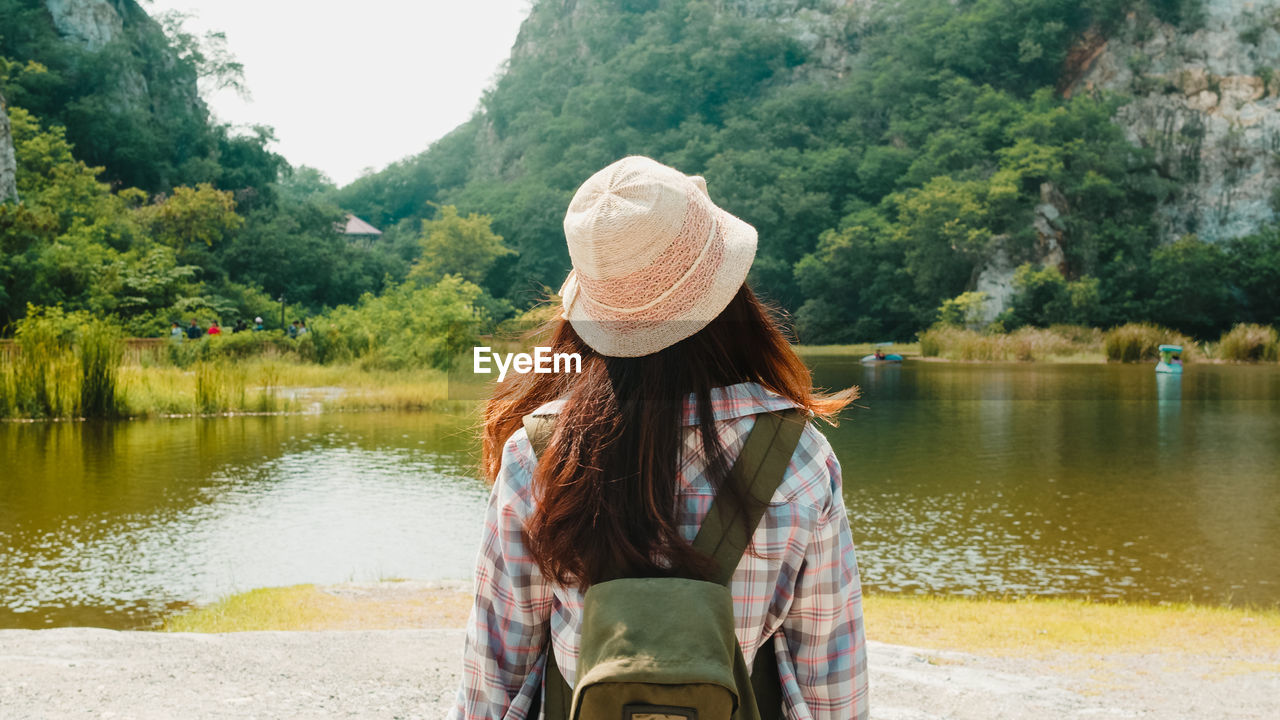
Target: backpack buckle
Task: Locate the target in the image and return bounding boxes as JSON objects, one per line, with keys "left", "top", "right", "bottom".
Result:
{"left": 622, "top": 705, "right": 698, "bottom": 720}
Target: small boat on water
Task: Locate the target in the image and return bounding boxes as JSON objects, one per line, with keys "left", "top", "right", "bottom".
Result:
{"left": 1155, "top": 344, "right": 1183, "bottom": 374}
{"left": 861, "top": 343, "right": 904, "bottom": 364}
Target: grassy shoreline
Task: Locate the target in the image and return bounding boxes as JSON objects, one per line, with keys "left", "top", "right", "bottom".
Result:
{"left": 7, "top": 322, "right": 1278, "bottom": 421}
{"left": 163, "top": 583, "right": 1280, "bottom": 658}
{"left": 802, "top": 323, "right": 1280, "bottom": 365}
{"left": 1, "top": 358, "right": 466, "bottom": 421}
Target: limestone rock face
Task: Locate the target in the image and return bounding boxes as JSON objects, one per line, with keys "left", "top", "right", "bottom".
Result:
{"left": 37, "top": 0, "right": 203, "bottom": 137}
{"left": 0, "top": 92, "right": 17, "bottom": 204}
{"left": 44, "top": 0, "right": 125, "bottom": 51}
{"left": 511, "top": 0, "right": 866, "bottom": 76}
{"left": 1068, "top": 0, "right": 1280, "bottom": 242}
{"left": 974, "top": 183, "right": 1069, "bottom": 323}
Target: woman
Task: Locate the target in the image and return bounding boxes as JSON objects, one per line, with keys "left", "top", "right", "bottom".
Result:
{"left": 450, "top": 156, "right": 869, "bottom": 719}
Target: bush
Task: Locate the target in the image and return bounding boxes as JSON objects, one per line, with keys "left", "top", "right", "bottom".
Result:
{"left": 936, "top": 291, "right": 991, "bottom": 329}
{"left": 1217, "top": 324, "right": 1279, "bottom": 362}
{"left": 166, "top": 330, "right": 289, "bottom": 368}
{"left": 1102, "top": 323, "right": 1195, "bottom": 363}
{"left": 1006, "top": 265, "right": 1101, "bottom": 328}
{"left": 321, "top": 276, "right": 488, "bottom": 371}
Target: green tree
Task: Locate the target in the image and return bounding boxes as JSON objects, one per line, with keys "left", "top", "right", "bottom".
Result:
{"left": 1225, "top": 229, "right": 1280, "bottom": 327}
{"left": 139, "top": 184, "right": 242, "bottom": 251}
{"left": 1005, "top": 264, "right": 1101, "bottom": 327}
{"left": 322, "top": 275, "right": 488, "bottom": 370}
{"left": 411, "top": 205, "right": 515, "bottom": 287}
{"left": 1144, "top": 236, "right": 1233, "bottom": 339}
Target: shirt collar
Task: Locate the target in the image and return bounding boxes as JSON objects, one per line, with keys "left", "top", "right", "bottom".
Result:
{"left": 529, "top": 381, "right": 801, "bottom": 426}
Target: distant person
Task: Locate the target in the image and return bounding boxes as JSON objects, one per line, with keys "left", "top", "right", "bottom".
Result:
{"left": 253, "top": 316, "right": 265, "bottom": 332}
{"left": 207, "top": 320, "right": 222, "bottom": 336}
{"left": 185, "top": 319, "right": 202, "bottom": 340}
{"left": 288, "top": 320, "right": 300, "bottom": 339}
{"left": 298, "top": 319, "right": 309, "bottom": 335}
{"left": 169, "top": 321, "right": 183, "bottom": 340}
{"left": 874, "top": 349, "right": 886, "bottom": 360}
{"left": 233, "top": 319, "right": 247, "bottom": 334}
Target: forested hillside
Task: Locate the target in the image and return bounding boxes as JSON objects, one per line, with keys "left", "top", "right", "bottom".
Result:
{"left": 3, "top": 0, "right": 1279, "bottom": 344}
{"left": 338, "top": 0, "right": 1280, "bottom": 342}
{"left": 0, "top": 0, "right": 410, "bottom": 333}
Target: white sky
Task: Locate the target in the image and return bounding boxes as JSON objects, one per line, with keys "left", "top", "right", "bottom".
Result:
{"left": 143, "top": 1, "right": 532, "bottom": 187}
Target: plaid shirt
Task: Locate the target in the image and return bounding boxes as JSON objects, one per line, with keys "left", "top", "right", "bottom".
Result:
{"left": 449, "top": 382, "right": 869, "bottom": 720}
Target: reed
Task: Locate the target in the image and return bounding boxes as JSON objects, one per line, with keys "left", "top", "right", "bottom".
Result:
{"left": 104, "top": 360, "right": 450, "bottom": 418}
{"left": 194, "top": 361, "right": 249, "bottom": 414}
{"left": 11, "top": 312, "right": 80, "bottom": 418}
{"left": 1217, "top": 324, "right": 1279, "bottom": 362}
{"left": 0, "top": 360, "right": 13, "bottom": 417}
{"left": 1102, "top": 323, "right": 1196, "bottom": 363}
{"left": 918, "top": 325, "right": 1102, "bottom": 362}
{"left": 78, "top": 319, "right": 124, "bottom": 418}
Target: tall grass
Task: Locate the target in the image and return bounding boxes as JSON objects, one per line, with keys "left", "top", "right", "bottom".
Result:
{"left": 0, "top": 358, "right": 12, "bottom": 417}
{"left": 918, "top": 325, "right": 1102, "bottom": 362}
{"left": 79, "top": 319, "right": 124, "bottom": 418}
{"left": 1217, "top": 324, "right": 1279, "bottom": 362}
{"left": 1102, "top": 323, "right": 1196, "bottom": 363}
{"left": 11, "top": 310, "right": 80, "bottom": 418}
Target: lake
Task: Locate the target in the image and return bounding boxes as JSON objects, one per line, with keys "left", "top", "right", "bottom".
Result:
{"left": 2, "top": 361, "right": 1278, "bottom": 629}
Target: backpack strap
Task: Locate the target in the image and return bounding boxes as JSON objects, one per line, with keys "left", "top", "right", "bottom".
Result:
{"left": 521, "top": 408, "right": 806, "bottom": 720}
{"left": 694, "top": 409, "right": 805, "bottom": 720}
{"left": 691, "top": 409, "right": 806, "bottom": 585}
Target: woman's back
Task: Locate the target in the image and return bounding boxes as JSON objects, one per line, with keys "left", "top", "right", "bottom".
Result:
{"left": 449, "top": 156, "right": 869, "bottom": 720}
{"left": 454, "top": 382, "right": 868, "bottom": 719}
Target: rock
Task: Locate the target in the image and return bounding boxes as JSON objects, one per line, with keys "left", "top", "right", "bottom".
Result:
{"left": 43, "top": 0, "right": 124, "bottom": 51}
{"left": 974, "top": 245, "right": 1016, "bottom": 325}
{"left": 1177, "top": 67, "right": 1211, "bottom": 95}
{"left": 1066, "top": 0, "right": 1280, "bottom": 242}
{"left": 0, "top": 91, "right": 17, "bottom": 204}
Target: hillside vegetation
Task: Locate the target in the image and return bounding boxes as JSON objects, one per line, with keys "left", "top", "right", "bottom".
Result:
{"left": 2, "top": 0, "right": 1278, "bottom": 349}
{"left": 339, "top": 0, "right": 1280, "bottom": 343}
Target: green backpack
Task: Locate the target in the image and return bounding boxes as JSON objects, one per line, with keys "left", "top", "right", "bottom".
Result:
{"left": 522, "top": 408, "right": 806, "bottom": 720}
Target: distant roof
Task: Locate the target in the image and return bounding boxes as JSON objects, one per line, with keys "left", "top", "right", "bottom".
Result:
{"left": 342, "top": 214, "right": 382, "bottom": 236}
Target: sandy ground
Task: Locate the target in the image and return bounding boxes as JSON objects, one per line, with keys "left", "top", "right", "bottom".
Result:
{"left": 2, "top": 627, "right": 1278, "bottom": 719}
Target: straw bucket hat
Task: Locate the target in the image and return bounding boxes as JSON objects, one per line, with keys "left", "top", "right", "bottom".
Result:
{"left": 559, "top": 156, "right": 757, "bottom": 357}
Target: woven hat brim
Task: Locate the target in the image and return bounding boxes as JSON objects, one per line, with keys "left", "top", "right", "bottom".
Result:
{"left": 563, "top": 206, "right": 757, "bottom": 358}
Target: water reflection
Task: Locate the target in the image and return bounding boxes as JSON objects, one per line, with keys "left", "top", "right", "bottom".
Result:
{"left": 0, "top": 412, "right": 487, "bottom": 628}
{"left": 3, "top": 362, "right": 1280, "bottom": 629}
{"left": 808, "top": 360, "right": 1280, "bottom": 606}
{"left": 1156, "top": 373, "right": 1182, "bottom": 449}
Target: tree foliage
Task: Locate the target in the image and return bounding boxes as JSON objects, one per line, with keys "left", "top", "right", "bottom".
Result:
{"left": 411, "top": 205, "right": 514, "bottom": 286}
{"left": 332, "top": 0, "right": 1258, "bottom": 341}
{"left": 8, "top": 0, "right": 1272, "bottom": 344}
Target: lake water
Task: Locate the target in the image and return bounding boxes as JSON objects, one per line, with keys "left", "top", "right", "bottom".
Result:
{"left": 2, "top": 361, "right": 1278, "bottom": 629}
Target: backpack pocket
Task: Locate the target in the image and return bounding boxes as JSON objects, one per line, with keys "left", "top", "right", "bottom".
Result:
{"left": 571, "top": 577, "right": 750, "bottom": 720}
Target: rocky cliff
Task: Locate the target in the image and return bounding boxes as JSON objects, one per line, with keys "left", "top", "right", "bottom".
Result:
{"left": 1069, "top": 0, "right": 1280, "bottom": 242}
{"left": 0, "top": 0, "right": 209, "bottom": 191}
{"left": 43, "top": 0, "right": 126, "bottom": 51}
{"left": 41, "top": 0, "right": 194, "bottom": 113}
{"left": 1, "top": 92, "right": 17, "bottom": 204}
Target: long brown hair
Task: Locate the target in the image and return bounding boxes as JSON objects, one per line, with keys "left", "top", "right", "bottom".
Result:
{"left": 481, "top": 284, "right": 855, "bottom": 589}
